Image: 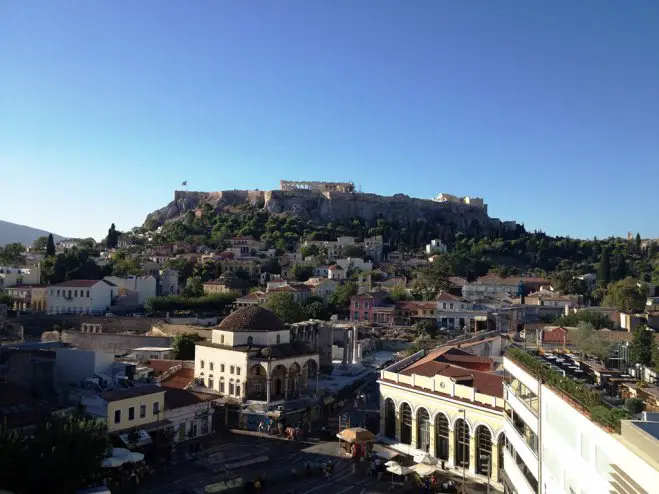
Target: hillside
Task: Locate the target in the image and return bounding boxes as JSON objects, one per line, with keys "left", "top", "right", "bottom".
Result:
{"left": 144, "top": 188, "right": 519, "bottom": 241}
{"left": 0, "top": 220, "right": 63, "bottom": 247}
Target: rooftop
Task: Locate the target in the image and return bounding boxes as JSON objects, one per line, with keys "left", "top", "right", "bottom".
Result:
{"left": 52, "top": 279, "right": 116, "bottom": 288}
{"left": 217, "top": 306, "right": 285, "bottom": 332}
{"left": 164, "top": 388, "right": 219, "bottom": 410}
{"left": 99, "top": 384, "right": 164, "bottom": 403}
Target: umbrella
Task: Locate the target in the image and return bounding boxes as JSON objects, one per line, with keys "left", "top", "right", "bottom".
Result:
{"left": 101, "top": 457, "right": 125, "bottom": 468}
{"left": 122, "top": 452, "right": 145, "bottom": 463}
{"left": 410, "top": 463, "right": 438, "bottom": 477}
{"left": 413, "top": 452, "right": 435, "bottom": 465}
{"left": 386, "top": 464, "right": 412, "bottom": 475}
{"left": 111, "top": 447, "right": 131, "bottom": 457}
{"left": 336, "top": 427, "right": 376, "bottom": 443}
{"left": 384, "top": 460, "right": 399, "bottom": 467}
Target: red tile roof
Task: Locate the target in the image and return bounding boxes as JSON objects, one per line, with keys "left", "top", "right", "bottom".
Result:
{"left": 164, "top": 388, "right": 218, "bottom": 410}
{"left": 400, "top": 362, "right": 502, "bottom": 397}
{"left": 52, "top": 279, "right": 111, "bottom": 288}
{"left": 395, "top": 301, "right": 436, "bottom": 311}
{"left": 436, "top": 291, "right": 460, "bottom": 301}
{"left": 146, "top": 359, "right": 187, "bottom": 373}
{"left": 403, "top": 346, "right": 494, "bottom": 372}
{"left": 542, "top": 327, "right": 568, "bottom": 344}
{"left": 161, "top": 368, "right": 195, "bottom": 390}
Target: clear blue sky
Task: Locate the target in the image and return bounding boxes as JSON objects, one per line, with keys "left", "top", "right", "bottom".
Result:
{"left": 1, "top": 1, "right": 658, "bottom": 241}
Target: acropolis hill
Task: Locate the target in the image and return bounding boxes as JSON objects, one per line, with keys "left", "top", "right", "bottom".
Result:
{"left": 144, "top": 181, "right": 516, "bottom": 234}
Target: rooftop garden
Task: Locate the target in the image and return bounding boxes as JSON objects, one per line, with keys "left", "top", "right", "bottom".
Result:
{"left": 506, "top": 347, "right": 630, "bottom": 433}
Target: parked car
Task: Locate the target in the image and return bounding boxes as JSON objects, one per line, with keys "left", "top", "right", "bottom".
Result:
{"left": 104, "top": 312, "right": 115, "bottom": 318}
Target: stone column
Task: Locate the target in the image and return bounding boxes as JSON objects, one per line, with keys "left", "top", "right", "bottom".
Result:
{"left": 352, "top": 326, "right": 359, "bottom": 364}
{"left": 490, "top": 439, "right": 499, "bottom": 483}
{"left": 468, "top": 433, "right": 477, "bottom": 475}
{"left": 294, "top": 376, "right": 300, "bottom": 397}
{"left": 284, "top": 372, "right": 289, "bottom": 400}
{"left": 429, "top": 421, "right": 436, "bottom": 458}
{"left": 448, "top": 427, "right": 456, "bottom": 468}
{"left": 302, "top": 365, "right": 309, "bottom": 391}
{"left": 266, "top": 378, "right": 271, "bottom": 403}
{"left": 341, "top": 329, "right": 349, "bottom": 366}
{"left": 410, "top": 415, "right": 418, "bottom": 450}
{"left": 395, "top": 409, "right": 402, "bottom": 442}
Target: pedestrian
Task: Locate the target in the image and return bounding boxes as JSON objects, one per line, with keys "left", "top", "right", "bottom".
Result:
{"left": 258, "top": 421, "right": 263, "bottom": 433}
{"left": 253, "top": 477, "right": 262, "bottom": 494}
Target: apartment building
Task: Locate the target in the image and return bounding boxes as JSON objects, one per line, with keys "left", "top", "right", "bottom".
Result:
{"left": 502, "top": 349, "right": 659, "bottom": 494}
{"left": 46, "top": 279, "right": 116, "bottom": 315}
{"left": 0, "top": 265, "right": 41, "bottom": 288}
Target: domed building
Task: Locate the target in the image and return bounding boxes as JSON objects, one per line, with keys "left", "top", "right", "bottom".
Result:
{"left": 194, "top": 306, "right": 320, "bottom": 405}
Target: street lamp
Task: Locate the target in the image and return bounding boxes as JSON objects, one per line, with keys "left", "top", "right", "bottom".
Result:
{"left": 458, "top": 408, "right": 466, "bottom": 494}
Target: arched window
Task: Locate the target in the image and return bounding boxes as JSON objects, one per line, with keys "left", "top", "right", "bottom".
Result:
{"left": 207, "top": 375, "right": 214, "bottom": 390}
{"left": 384, "top": 399, "right": 396, "bottom": 439}
{"left": 435, "top": 414, "right": 450, "bottom": 460}
{"left": 247, "top": 336, "right": 253, "bottom": 346}
{"left": 476, "top": 426, "right": 493, "bottom": 477}
{"left": 220, "top": 364, "right": 225, "bottom": 372}
{"left": 417, "top": 408, "right": 431, "bottom": 452}
{"left": 200, "top": 360, "right": 205, "bottom": 369}
{"left": 221, "top": 334, "right": 225, "bottom": 344}
{"left": 276, "top": 334, "right": 281, "bottom": 344}
{"left": 400, "top": 403, "right": 412, "bottom": 445}
{"left": 219, "top": 377, "right": 225, "bottom": 394}
{"left": 455, "top": 419, "right": 471, "bottom": 468}
{"left": 235, "top": 380, "right": 241, "bottom": 397}
{"left": 229, "top": 379, "right": 235, "bottom": 396}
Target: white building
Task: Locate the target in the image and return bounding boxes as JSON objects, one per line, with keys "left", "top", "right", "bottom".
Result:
{"left": 327, "top": 265, "right": 346, "bottom": 281}
{"left": 158, "top": 268, "right": 179, "bottom": 296}
{"left": 104, "top": 275, "right": 157, "bottom": 306}
{"left": 0, "top": 264, "right": 41, "bottom": 288}
{"left": 133, "top": 347, "right": 173, "bottom": 362}
{"left": 336, "top": 257, "right": 373, "bottom": 273}
{"left": 194, "top": 307, "right": 320, "bottom": 404}
{"left": 46, "top": 279, "right": 116, "bottom": 315}
{"left": 426, "top": 239, "right": 448, "bottom": 254}
{"left": 503, "top": 349, "right": 659, "bottom": 494}
{"left": 54, "top": 348, "right": 116, "bottom": 388}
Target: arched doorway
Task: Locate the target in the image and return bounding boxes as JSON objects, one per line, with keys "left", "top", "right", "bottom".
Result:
{"left": 288, "top": 363, "right": 301, "bottom": 397}
{"left": 384, "top": 399, "right": 396, "bottom": 439}
{"left": 455, "top": 419, "right": 470, "bottom": 469}
{"left": 400, "top": 403, "right": 412, "bottom": 445}
{"left": 476, "top": 426, "right": 493, "bottom": 477}
{"left": 435, "top": 413, "right": 450, "bottom": 461}
{"left": 417, "top": 408, "right": 431, "bottom": 452}
{"left": 303, "top": 359, "right": 318, "bottom": 391}
{"left": 271, "top": 365, "right": 287, "bottom": 399}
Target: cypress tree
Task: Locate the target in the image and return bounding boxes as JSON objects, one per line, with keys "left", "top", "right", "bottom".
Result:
{"left": 597, "top": 248, "right": 611, "bottom": 284}
{"left": 46, "top": 234, "right": 56, "bottom": 256}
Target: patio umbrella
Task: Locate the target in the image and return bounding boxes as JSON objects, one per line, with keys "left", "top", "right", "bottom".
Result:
{"left": 101, "top": 456, "right": 125, "bottom": 468}
{"left": 410, "top": 463, "right": 438, "bottom": 477}
{"left": 336, "top": 427, "right": 376, "bottom": 443}
{"left": 386, "top": 464, "right": 412, "bottom": 485}
{"left": 121, "top": 452, "right": 145, "bottom": 463}
{"left": 111, "top": 447, "right": 131, "bottom": 457}
{"left": 413, "top": 452, "right": 435, "bottom": 465}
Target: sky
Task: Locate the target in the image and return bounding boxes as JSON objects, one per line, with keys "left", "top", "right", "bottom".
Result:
{"left": 1, "top": 1, "right": 658, "bottom": 241}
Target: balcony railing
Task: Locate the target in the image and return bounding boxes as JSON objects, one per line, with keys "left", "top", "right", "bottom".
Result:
{"left": 503, "top": 409, "right": 538, "bottom": 457}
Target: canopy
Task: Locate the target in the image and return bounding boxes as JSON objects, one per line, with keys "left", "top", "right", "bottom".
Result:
{"left": 413, "top": 452, "right": 435, "bottom": 465}
{"left": 336, "top": 427, "right": 375, "bottom": 444}
{"left": 386, "top": 464, "right": 412, "bottom": 476}
{"left": 410, "top": 463, "right": 438, "bottom": 477}
{"left": 101, "top": 456, "right": 125, "bottom": 468}
{"left": 122, "top": 452, "right": 145, "bottom": 463}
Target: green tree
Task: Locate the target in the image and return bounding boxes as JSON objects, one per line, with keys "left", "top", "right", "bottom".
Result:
{"left": 0, "top": 293, "right": 15, "bottom": 307}
{"left": 264, "top": 292, "right": 305, "bottom": 323}
{"left": 388, "top": 285, "right": 411, "bottom": 301}
{"left": 106, "top": 223, "right": 119, "bottom": 249}
{"left": 181, "top": 276, "right": 204, "bottom": 298}
{"left": 32, "top": 236, "right": 49, "bottom": 251}
{"left": 0, "top": 242, "right": 26, "bottom": 265}
{"left": 328, "top": 281, "right": 358, "bottom": 308}
{"left": 46, "top": 233, "right": 56, "bottom": 256}
{"left": 171, "top": 332, "right": 205, "bottom": 359}
{"left": 597, "top": 248, "right": 611, "bottom": 284}
{"left": 635, "top": 233, "right": 642, "bottom": 252}
{"left": 652, "top": 338, "right": 659, "bottom": 372}
{"left": 111, "top": 258, "right": 143, "bottom": 276}
{"left": 603, "top": 277, "right": 647, "bottom": 313}
{"left": 0, "top": 416, "right": 109, "bottom": 494}
{"left": 300, "top": 244, "right": 320, "bottom": 258}
{"left": 261, "top": 257, "right": 281, "bottom": 275}
{"left": 611, "top": 253, "right": 628, "bottom": 281}
{"left": 415, "top": 319, "right": 438, "bottom": 338}
{"left": 302, "top": 297, "right": 330, "bottom": 320}
{"left": 342, "top": 245, "right": 366, "bottom": 258}
{"left": 571, "top": 322, "right": 613, "bottom": 361}
{"left": 412, "top": 263, "right": 451, "bottom": 301}
{"left": 291, "top": 263, "right": 314, "bottom": 282}
{"left": 629, "top": 326, "right": 653, "bottom": 366}
{"left": 555, "top": 311, "right": 613, "bottom": 329}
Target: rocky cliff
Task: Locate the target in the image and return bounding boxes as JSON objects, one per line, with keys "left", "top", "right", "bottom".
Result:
{"left": 144, "top": 189, "right": 516, "bottom": 233}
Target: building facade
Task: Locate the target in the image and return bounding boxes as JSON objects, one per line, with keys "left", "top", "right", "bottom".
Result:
{"left": 379, "top": 348, "right": 505, "bottom": 485}
{"left": 46, "top": 279, "right": 116, "bottom": 315}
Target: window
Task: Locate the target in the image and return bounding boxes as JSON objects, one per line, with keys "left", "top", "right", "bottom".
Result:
{"left": 114, "top": 410, "right": 121, "bottom": 424}
{"left": 128, "top": 407, "right": 135, "bottom": 420}
{"left": 200, "top": 360, "right": 205, "bottom": 369}
{"left": 220, "top": 364, "right": 225, "bottom": 372}
{"left": 247, "top": 336, "right": 253, "bottom": 346}
{"left": 230, "top": 365, "right": 235, "bottom": 374}
{"left": 74, "top": 290, "right": 78, "bottom": 297}
{"left": 153, "top": 402, "right": 160, "bottom": 415}
{"left": 208, "top": 376, "right": 214, "bottom": 389}
{"left": 220, "top": 377, "right": 225, "bottom": 393}
{"left": 364, "top": 301, "right": 369, "bottom": 309}
{"left": 229, "top": 379, "right": 235, "bottom": 395}
{"left": 354, "top": 312, "right": 359, "bottom": 321}
{"left": 68, "top": 290, "right": 71, "bottom": 298}
{"left": 236, "top": 382, "right": 241, "bottom": 396}
{"left": 140, "top": 405, "right": 146, "bottom": 418}
{"left": 443, "top": 303, "right": 447, "bottom": 309}
{"left": 236, "top": 367, "right": 241, "bottom": 376}
{"left": 355, "top": 301, "right": 360, "bottom": 309}
{"left": 364, "top": 312, "right": 369, "bottom": 320}
{"left": 449, "top": 303, "right": 454, "bottom": 310}
{"left": 276, "top": 334, "right": 281, "bottom": 344}
{"left": 209, "top": 362, "right": 214, "bottom": 371}
{"left": 86, "top": 290, "right": 90, "bottom": 297}
{"left": 255, "top": 383, "right": 262, "bottom": 393}
{"left": 221, "top": 334, "right": 225, "bottom": 344}
{"left": 57, "top": 289, "right": 60, "bottom": 296}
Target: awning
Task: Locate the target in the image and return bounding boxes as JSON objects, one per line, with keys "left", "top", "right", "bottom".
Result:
{"left": 118, "top": 429, "right": 152, "bottom": 447}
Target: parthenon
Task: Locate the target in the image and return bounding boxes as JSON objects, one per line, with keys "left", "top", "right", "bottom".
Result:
{"left": 280, "top": 180, "right": 355, "bottom": 193}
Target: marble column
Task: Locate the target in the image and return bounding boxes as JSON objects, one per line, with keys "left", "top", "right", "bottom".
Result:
{"left": 468, "top": 432, "right": 477, "bottom": 475}
{"left": 266, "top": 378, "right": 272, "bottom": 403}
{"left": 490, "top": 439, "right": 499, "bottom": 483}
{"left": 411, "top": 415, "right": 418, "bottom": 450}
{"left": 395, "top": 410, "right": 402, "bottom": 442}
{"left": 447, "top": 427, "right": 456, "bottom": 468}
{"left": 428, "top": 421, "right": 436, "bottom": 458}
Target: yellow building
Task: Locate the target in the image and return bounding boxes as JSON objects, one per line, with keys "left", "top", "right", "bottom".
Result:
{"left": 378, "top": 346, "right": 505, "bottom": 485}
{"left": 82, "top": 385, "right": 166, "bottom": 434}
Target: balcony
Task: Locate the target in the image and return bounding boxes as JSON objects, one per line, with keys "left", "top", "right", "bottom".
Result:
{"left": 502, "top": 448, "right": 537, "bottom": 494}
{"left": 503, "top": 383, "right": 538, "bottom": 434}
{"left": 503, "top": 413, "right": 538, "bottom": 479}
